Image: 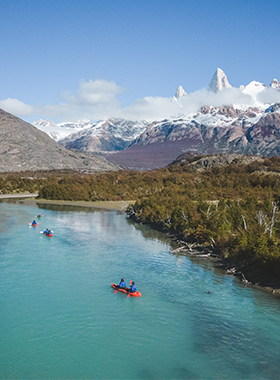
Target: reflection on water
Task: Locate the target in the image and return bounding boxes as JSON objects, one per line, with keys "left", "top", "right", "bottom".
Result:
{"left": 126, "top": 216, "right": 178, "bottom": 247}
{"left": 37, "top": 202, "right": 99, "bottom": 213}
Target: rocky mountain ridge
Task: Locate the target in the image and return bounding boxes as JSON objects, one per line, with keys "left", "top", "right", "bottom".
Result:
{"left": 99, "top": 104, "right": 280, "bottom": 170}
{"left": 59, "top": 118, "right": 148, "bottom": 153}
{"left": 168, "top": 152, "right": 265, "bottom": 172}
{"left": 34, "top": 101, "right": 280, "bottom": 171}
{"left": 0, "top": 109, "right": 118, "bottom": 172}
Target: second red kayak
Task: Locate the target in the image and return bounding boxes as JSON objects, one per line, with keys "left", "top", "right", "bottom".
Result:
{"left": 44, "top": 232, "right": 53, "bottom": 237}
{"left": 29, "top": 221, "right": 38, "bottom": 227}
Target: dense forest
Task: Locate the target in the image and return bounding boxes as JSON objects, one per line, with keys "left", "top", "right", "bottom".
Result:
{"left": 1, "top": 155, "right": 280, "bottom": 282}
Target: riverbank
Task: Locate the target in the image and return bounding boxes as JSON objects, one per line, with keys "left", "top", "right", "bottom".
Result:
{"left": 127, "top": 211, "right": 280, "bottom": 299}
{"left": 0, "top": 193, "right": 39, "bottom": 199}
{"left": 0, "top": 193, "right": 135, "bottom": 212}
{"left": 35, "top": 199, "right": 135, "bottom": 211}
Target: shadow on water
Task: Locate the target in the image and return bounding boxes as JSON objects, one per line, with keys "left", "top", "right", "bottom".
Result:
{"left": 136, "top": 367, "right": 198, "bottom": 380}
{"left": 192, "top": 304, "right": 280, "bottom": 378}
{"left": 126, "top": 217, "right": 177, "bottom": 247}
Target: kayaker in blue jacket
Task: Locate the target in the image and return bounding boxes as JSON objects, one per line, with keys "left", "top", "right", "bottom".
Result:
{"left": 119, "top": 278, "right": 126, "bottom": 288}
{"left": 130, "top": 281, "right": 136, "bottom": 293}
{"left": 32, "top": 220, "right": 37, "bottom": 225}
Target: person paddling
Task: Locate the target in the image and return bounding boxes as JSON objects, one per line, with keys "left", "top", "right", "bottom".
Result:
{"left": 119, "top": 277, "right": 126, "bottom": 288}
{"left": 130, "top": 281, "right": 136, "bottom": 293}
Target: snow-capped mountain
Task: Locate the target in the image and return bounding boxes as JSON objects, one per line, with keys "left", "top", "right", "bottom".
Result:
{"left": 31, "top": 68, "right": 280, "bottom": 170}
{"left": 208, "top": 68, "right": 232, "bottom": 93}
{"left": 103, "top": 104, "right": 280, "bottom": 170}
{"left": 270, "top": 78, "right": 280, "bottom": 90}
{"left": 32, "top": 119, "right": 94, "bottom": 141}
{"left": 175, "top": 85, "right": 187, "bottom": 98}
{"left": 59, "top": 119, "right": 148, "bottom": 152}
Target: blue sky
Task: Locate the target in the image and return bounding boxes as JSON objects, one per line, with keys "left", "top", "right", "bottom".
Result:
{"left": 1, "top": 0, "right": 280, "bottom": 123}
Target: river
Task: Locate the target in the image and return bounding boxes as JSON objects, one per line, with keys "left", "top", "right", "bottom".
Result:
{"left": 1, "top": 200, "right": 280, "bottom": 379}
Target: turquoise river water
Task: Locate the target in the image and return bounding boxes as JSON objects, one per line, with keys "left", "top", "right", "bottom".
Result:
{"left": 1, "top": 200, "right": 280, "bottom": 379}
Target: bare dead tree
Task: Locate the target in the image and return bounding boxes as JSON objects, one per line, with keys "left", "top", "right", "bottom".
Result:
{"left": 181, "top": 210, "right": 188, "bottom": 223}
{"left": 270, "top": 201, "right": 279, "bottom": 238}
{"left": 241, "top": 215, "right": 247, "bottom": 230}
{"left": 201, "top": 204, "right": 215, "bottom": 218}
{"left": 256, "top": 210, "right": 270, "bottom": 234}
{"left": 161, "top": 212, "right": 172, "bottom": 228}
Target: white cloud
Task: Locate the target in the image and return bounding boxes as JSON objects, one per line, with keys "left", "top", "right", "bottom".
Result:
{"left": 41, "top": 79, "right": 125, "bottom": 121}
{"left": 1, "top": 79, "right": 280, "bottom": 123}
{"left": 119, "top": 96, "right": 182, "bottom": 121}
{"left": 256, "top": 87, "right": 280, "bottom": 104}
{"left": 77, "top": 79, "right": 124, "bottom": 105}
{"left": 35, "top": 103, "right": 77, "bottom": 120}
{"left": 0, "top": 98, "right": 33, "bottom": 117}
{"left": 117, "top": 87, "right": 256, "bottom": 121}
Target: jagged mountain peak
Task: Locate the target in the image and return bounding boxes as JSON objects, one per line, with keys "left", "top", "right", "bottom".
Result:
{"left": 270, "top": 78, "right": 280, "bottom": 90}
{"left": 33, "top": 118, "right": 57, "bottom": 128}
{"left": 175, "top": 85, "right": 187, "bottom": 98}
{"left": 208, "top": 68, "right": 232, "bottom": 93}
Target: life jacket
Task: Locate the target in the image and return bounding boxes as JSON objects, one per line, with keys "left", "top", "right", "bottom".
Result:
{"left": 119, "top": 281, "right": 126, "bottom": 288}
{"left": 130, "top": 285, "right": 136, "bottom": 292}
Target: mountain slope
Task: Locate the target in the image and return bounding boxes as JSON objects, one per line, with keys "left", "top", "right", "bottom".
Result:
{"left": 102, "top": 104, "right": 280, "bottom": 170}
{"left": 58, "top": 118, "right": 148, "bottom": 152}
{"left": 0, "top": 109, "right": 118, "bottom": 172}
{"left": 33, "top": 118, "right": 94, "bottom": 141}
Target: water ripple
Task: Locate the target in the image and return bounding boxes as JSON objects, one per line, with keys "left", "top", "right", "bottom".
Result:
{"left": 1, "top": 202, "right": 280, "bottom": 379}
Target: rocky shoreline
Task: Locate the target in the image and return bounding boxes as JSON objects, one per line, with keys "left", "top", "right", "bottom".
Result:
{"left": 167, "top": 234, "right": 280, "bottom": 299}
{"left": 126, "top": 206, "right": 280, "bottom": 298}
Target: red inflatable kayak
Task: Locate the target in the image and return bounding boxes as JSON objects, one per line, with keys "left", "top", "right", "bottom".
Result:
{"left": 29, "top": 222, "right": 38, "bottom": 227}
{"left": 111, "top": 283, "right": 141, "bottom": 297}
{"left": 44, "top": 232, "right": 53, "bottom": 237}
